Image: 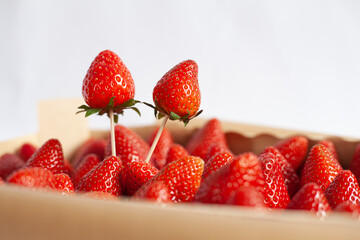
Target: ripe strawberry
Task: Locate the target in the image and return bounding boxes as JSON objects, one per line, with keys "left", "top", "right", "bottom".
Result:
{"left": 123, "top": 160, "right": 159, "bottom": 196}
{"left": 226, "top": 186, "right": 266, "bottom": 208}
{"left": 325, "top": 170, "right": 360, "bottom": 208}
{"left": 318, "top": 140, "right": 339, "bottom": 162}
{"left": 7, "top": 167, "right": 55, "bottom": 189}
{"left": 287, "top": 183, "right": 331, "bottom": 217}
{"left": 349, "top": 143, "right": 360, "bottom": 184}
{"left": 195, "top": 152, "right": 265, "bottom": 204}
{"left": 72, "top": 138, "right": 106, "bottom": 168}
{"left": 259, "top": 152, "right": 290, "bottom": 209}
{"left": 25, "top": 139, "right": 66, "bottom": 174}
{"left": 17, "top": 143, "right": 37, "bottom": 162}
{"left": 202, "top": 152, "right": 233, "bottom": 180}
{"left": 186, "top": 118, "right": 228, "bottom": 161}
{"left": 153, "top": 60, "right": 201, "bottom": 122}
{"left": 105, "top": 125, "right": 150, "bottom": 166}
{"left": 148, "top": 127, "right": 173, "bottom": 169}
{"left": 54, "top": 173, "right": 75, "bottom": 194}
{"left": 301, "top": 144, "right": 342, "bottom": 191}
{"left": 275, "top": 136, "right": 308, "bottom": 171}
{"left": 0, "top": 153, "right": 25, "bottom": 179}
{"left": 134, "top": 180, "right": 171, "bottom": 203}
{"left": 206, "top": 143, "right": 231, "bottom": 162}
{"left": 73, "top": 154, "right": 101, "bottom": 187}
{"left": 0, "top": 176, "right": 4, "bottom": 184}
{"left": 165, "top": 144, "right": 189, "bottom": 165}
{"left": 262, "top": 147, "right": 299, "bottom": 197}
{"left": 77, "top": 156, "right": 123, "bottom": 196}
{"left": 334, "top": 200, "right": 360, "bottom": 218}
{"left": 63, "top": 159, "right": 74, "bottom": 180}
{"left": 82, "top": 50, "right": 135, "bottom": 109}
{"left": 137, "top": 156, "right": 204, "bottom": 203}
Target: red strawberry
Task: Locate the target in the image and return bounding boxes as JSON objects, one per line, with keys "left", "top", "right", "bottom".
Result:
{"left": 73, "top": 154, "right": 101, "bottom": 187}
{"left": 0, "top": 176, "right": 4, "bottom": 184}
{"left": 287, "top": 183, "right": 331, "bottom": 217}
{"left": 318, "top": 140, "right": 339, "bottom": 162}
{"left": 25, "top": 139, "right": 66, "bottom": 174}
{"left": 82, "top": 50, "right": 135, "bottom": 109}
{"left": 153, "top": 60, "right": 201, "bottom": 120}
{"left": 7, "top": 167, "right": 55, "bottom": 189}
{"left": 137, "top": 156, "right": 204, "bottom": 203}
{"left": 301, "top": 144, "right": 342, "bottom": 191}
{"left": 275, "top": 136, "right": 308, "bottom": 170}
{"left": 202, "top": 152, "right": 233, "bottom": 180}
{"left": 0, "top": 153, "right": 25, "bottom": 179}
{"left": 186, "top": 118, "right": 228, "bottom": 160}
{"left": 325, "top": 170, "right": 360, "bottom": 208}
{"left": 17, "top": 143, "right": 37, "bottom": 162}
{"left": 195, "top": 152, "right": 265, "bottom": 204}
{"left": 148, "top": 127, "right": 173, "bottom": 169}
{"left": 123, "top": 160, "right": 159, "bottom": 196}
{"left": 54, "top": 173, "right": 75, "bottom": 194}
{"left": 165, "top": 144, "right": 189, "bottom": 165}
{"left": 134, "top": 180, "right": 171, "bottom": 203}
{"left": 105, "top": 125, "right": 150, "bottom": 165}
{"left": 206, "top": 143, "right": 231, "bottom": 162}
{"left": 72, "top": 138, "right": 106, "bottom": 168}
{"left": 226, "top": 186, "right": 266, "bottom": 208}
{"left": 349, "top": 143, "right": 360, "bottom": 184}
{"left": 77, "top": 156, "right": 123, "bottom": 196}
{"left": 262, "top": 147, "right": 299, "bottom": 197}
{"left": 334, "top": 200, "right": 360, "bottom": 218}
{"left": 259, "top": 152, "right": 290, "bottom": 209}
{"left": 63, "top": 159, "right": 74, "bottom": 180}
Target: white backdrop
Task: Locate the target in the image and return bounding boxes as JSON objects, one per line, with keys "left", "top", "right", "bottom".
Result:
{"left": 1, "top": 0, "right": 360, "bottom": 141}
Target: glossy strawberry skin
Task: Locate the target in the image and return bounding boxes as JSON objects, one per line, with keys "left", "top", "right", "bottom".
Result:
{"left": 73, "top": 154, "right": 101, "bottom": 187}
{"left": 301, "top": 144, "right": 342, "bottom": 191}
{"left": 0, "top": 153, "right": 25, "bottom": 180}
{"left": 349, "top": 143, "right": 360, "bottom": 184}
{"left": 275, "top": 136, "right": 308, "bottom": 171}
{"left": 226, "top": 186, "right": 266, "bottom": 208}
{"left": 148, "top": 127, "right": 173, "bottom": 169}
{"left": 186, "top": 118, "right": 228, "bottom": 161}
{"left": 202, "top": 152, "right": 233, "bottom": 180}
{"left": 25, "top": 139, "right": 66, "bottom": 174}
{"left": 54, "top": 173, "right": 75, "bottom": 194}
{"left": 325, "top": 170, "right": 360, "bottom": 209}
{"left": 7, "top": 167, "right": 56, "bottom": 189}
{"left": 165, "top": 144, "right": 189, "bottom": 165}
{"left": 318, "top": 140, "right": 339, "bottom": 162}
{"left": 134, "top": 180, "right": 171, "bottom": 203}
{"left": 17, "top": 143, "right": 37, "bottom": 162}
{"left": 76, "top": 156, "right": 123, "bottom": 196}
{"left": 206, "top": 143, "right": 231, "bottom": 162}
{"left": 287, "top": 183, "right": 331, "bottom": 217}
{"left": 72, "top": 138, "right": 106, "bottom": 168}
{"left": 82, "top": 50, "right": 135, "bottom": 108}
{"left": 153, "top": 60, "right": 200, "bottom": 118}
{"left": 334, "top": 200, "right": 360, "bottom": 218}
{"left": 259, "top": 152, "right": 290, "bottom": 209}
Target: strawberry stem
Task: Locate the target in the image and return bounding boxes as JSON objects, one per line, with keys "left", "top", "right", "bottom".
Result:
{"left": 144, "top": 115, "right": 169, "bottom": 163}
{"left": 109, "top": 109, "right": 116, "bottom": 157}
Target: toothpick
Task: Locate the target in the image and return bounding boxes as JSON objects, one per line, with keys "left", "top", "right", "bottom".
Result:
{"left": 109, "top": 109, "right": 116, "bottom": 157}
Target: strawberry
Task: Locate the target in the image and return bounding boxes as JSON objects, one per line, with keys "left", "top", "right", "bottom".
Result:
{"left": 226, "top": 186, "right": 266, "bottom": 208}
{"left": 259, "top": 152, "right": 290, "bottom": 209}
{"left": 25, "top": 139, "right": 66, "bottom": 174}
{"left": 325, "top": 170, "right": 360, "bottom": 208}
{"left": 186, "top": 118, "right": 228, "bottom": 161}
{"left": 76, "top": 156, "right": 123, "bottom": 196}
{"left": 148, "top": 127, "right": 173, "bottom": 169}
{"left": 73, "top": 154, "right": 101, "bottom": 187}
{"left": 82, "top": 50, "right": 135, "bottom": 109}
{"left": 152, "top": 60, "right": 201, "bottom": 123}
{"left": 123, "top": 160, "right": 159, "bottom": 196}
{"left": 301, "top": 144, "right": 342, "bottom": 191}
{"left": 165, "top": 144, "right": 189, "bottom": 165}
{"left": 105, "top": 125, "right": 150, "bottom": 166}
{"left": 275, "top": 136, "right": 308, "bottom": 171}
{"left": 318, "top": 140, "right": 339, "bottom": 162}
{"left": 195, "top": 152, "right": 265, "bottom": 204}
{"left": 63, "top": 159, "right": 74, "bottom": 180}
{"left": 202, "top": 152, "right": 233, "bottom": 180}
{"left": 17, "top": 143, "right": 37, "bottom": 162}
{"left": 349, "top": 143, "right": 360, "bottom": 184}
{"left": 134, "top": 180, "right": 171, "bottom": 203}
{"left": 54, "top": 173, "right": 75, "bottom": 194}
{"left": 206, "top": 143, "right": 231, "bottom": 162}
{"left": 334, "top": 200, "right": 360, "bottom": 218}
{"left": 137, "top": 156, "right": 204, "bottom": 203}
{"left": 7, "top": 167, "right": 56, "bottom": 189}
{"left": 72, "top": 138, "right": 106, "bottom": 168}
{"left": 0, "top": 153, "right": 25, "bottom": 179}
{"left": 0, "top": 176, "right": 4, "bottom": 184}
{"left": 262, "top": 147, "right": 299, "bottom": 197}
{"left": 287, "top": 183, "right": 331, "bottom": 217}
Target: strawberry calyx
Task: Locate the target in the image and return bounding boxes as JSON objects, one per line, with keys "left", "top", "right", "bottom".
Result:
{"left": 77, "top": 97, "right": 141, "bottom": 123}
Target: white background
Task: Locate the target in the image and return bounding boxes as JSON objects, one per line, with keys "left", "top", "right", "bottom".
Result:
{"left": 1, "top": 0, "right": 360, "bottom": 141}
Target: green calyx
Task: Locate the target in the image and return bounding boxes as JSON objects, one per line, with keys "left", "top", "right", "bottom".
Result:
{"left": 77, "top": 97, "right": 141, "bottom": 123}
